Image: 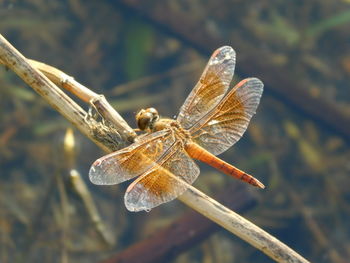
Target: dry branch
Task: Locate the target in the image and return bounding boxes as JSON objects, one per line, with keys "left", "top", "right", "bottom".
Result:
{"left": 0, "top": 35, "right": 113, "bottom": 152}
{"left": 101, "top": 184, "right": 256, "bottom": 263}
{"left": 0, "top": 34, "right": 311, "bottom": 263}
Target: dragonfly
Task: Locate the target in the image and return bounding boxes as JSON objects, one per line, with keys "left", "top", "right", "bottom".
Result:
{"left": 89, "top": 46, "right": 264, "bottom": 212}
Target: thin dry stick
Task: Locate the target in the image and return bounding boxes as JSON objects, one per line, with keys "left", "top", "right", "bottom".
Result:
{"left": 0, "top": 36, "right": 113, "bottom": 152}
{"left": 70, "top": 169, "right": 115, "bottom": 247}
{"left": 56, "top": 172, "right": 69, "bottom": 263}
{"left": 28, "top": 59, "right": 136, "bottom": 144}
{"left": 63, "top": 128, "right": 115, "bottom": 247}
{"left": 0, "top": 34, "right": 311, "bottom": 263}
{"left": 180, "top": 188, "right": 307, "bottom": 262}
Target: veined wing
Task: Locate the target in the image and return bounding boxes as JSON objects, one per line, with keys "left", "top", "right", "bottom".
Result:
{"left": 89, "top": 129, "right": 175, "bottom": 185}
{"left": 177, "top": 46, "right": 236, "bottom": 130}
{"left": 189, "top": 78, "right": 263, "bottom": 156}
{"left": 124, "top": 142, "right": 200, "bottom": 212}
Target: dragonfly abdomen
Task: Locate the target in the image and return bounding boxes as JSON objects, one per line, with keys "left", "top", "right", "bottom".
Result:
{"left": 185, "top": 142, "right": 265, "bottom": 189}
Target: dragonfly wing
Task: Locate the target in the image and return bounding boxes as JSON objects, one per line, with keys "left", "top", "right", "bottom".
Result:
{"left": 177, "top": 46, "right": 236, "bottom": 130}
{"left": 124, "top": 143, "right": 200, "bottom": 212}
{"left": 89, "top": 129, "right": 175, "bottom": 185}
{"left": 190, "top": 78, "right": 263, "bottom": 155}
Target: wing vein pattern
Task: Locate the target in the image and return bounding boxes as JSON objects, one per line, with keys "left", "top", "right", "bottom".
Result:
{"left": 124, "top": 140, "right": 200, "bottom": 212}
{"left": 189, "top": 78, "right": 263, "bottom": 155}
{"left": 89, "top": 129, "right": 175, "bottom": 185}
{"left": 177, "top": 46, "right": 236, "bottom": 130}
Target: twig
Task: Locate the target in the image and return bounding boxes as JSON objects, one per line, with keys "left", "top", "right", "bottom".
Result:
{"left": 101, "top": 184, "right": 256, "bottom": 263}
{"left": 28, "top": 59, "right": 136, "bottom": 145}
{"left": 62, "top": 128, "right": 115, "bottom": 248}
{"left": 0, "top": 34, "right": 311, "bottom": 263}
{"left": 70, "top": 169, "right": 115, "bottom": 247}
{"left": 180, "top": 187, "right": 310, "bottom": 262}
{"left": 0, "top": 35, "right": 115, "bottom": 152}
{"left": 56, "top": 171, "right": 69, "bottom": 263}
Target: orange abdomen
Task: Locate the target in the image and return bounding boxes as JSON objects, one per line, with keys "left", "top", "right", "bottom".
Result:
{"left": 185, "top": 142, "right": 265, "bottom": 189}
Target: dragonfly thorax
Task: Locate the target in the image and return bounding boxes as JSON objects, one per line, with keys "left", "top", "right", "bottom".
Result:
{"left": 154, "top": 119, "right": 191, "bottom": 142}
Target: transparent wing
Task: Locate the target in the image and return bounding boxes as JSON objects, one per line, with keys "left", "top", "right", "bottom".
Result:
{"left": 124, "top": 143, "right": 200, "bottom": 212}
{"left": 177, "top": 46, "right": 236, "bottom": 130}
{"left": 89, "top": 129, "right": 175, "bottom": 185}
{"left": 189, "top": 78, "right": 263, "bottom": 155}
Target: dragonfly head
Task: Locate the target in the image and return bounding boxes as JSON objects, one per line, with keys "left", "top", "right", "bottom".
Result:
{"left": 136, "top": 108, "right": 160, "bottom": 132}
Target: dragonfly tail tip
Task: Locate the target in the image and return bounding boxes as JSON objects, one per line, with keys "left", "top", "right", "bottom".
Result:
{"left": 255, "top": 179, "right": 265, "bottom": 189}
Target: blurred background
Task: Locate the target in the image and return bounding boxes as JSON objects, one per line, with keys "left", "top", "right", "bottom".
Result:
{"left": 1, "top": 1, "right": 350, "bottom": 262}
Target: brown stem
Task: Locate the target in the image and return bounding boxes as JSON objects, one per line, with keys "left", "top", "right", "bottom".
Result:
{"left": 101, "top": 184, "right": 256, "bottom": 263}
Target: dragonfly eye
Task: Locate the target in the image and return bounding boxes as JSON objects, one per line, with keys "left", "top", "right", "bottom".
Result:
{"left": 148, "top": 108, "right": 160, "bottom": 122}
{"left": 136, "top": 108, "right": 159, "bottom": 131}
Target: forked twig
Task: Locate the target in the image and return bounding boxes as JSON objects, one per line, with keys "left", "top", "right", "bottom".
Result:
{"left": 0, "top": 34, "right": 310, "bottom": 263}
